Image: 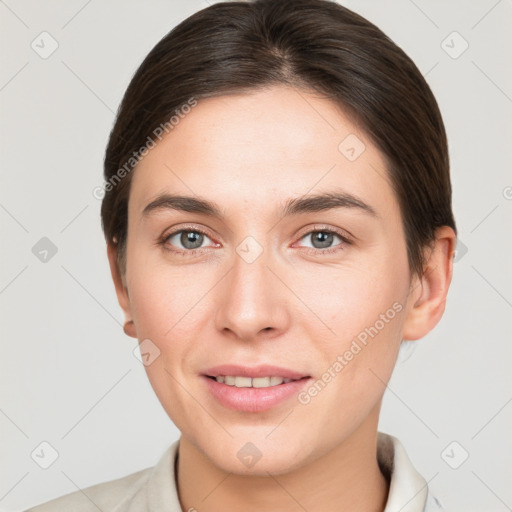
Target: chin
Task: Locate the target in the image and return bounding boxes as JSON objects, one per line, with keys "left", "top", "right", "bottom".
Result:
{"left": 198, "top": 434, "right": 312, "bottom": 476}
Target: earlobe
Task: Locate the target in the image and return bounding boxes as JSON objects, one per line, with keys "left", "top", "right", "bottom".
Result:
{"left": 123, "top": 319, "right": 137, "bottom": 338}
{"left": 107, "top": 242, "right": 137, "bottom": 339}
{"left": 402, "top": 227, "right": 456, "bottom": 341}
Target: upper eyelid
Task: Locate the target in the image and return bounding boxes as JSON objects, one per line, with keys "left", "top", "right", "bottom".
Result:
{"left": 163, "top": 226, "right": 216, "bottom": 246}
{"left": 295, "top": 224, "right": 352, "bottom": 241}
{"left": 163, "top": 224, "right": 214, "bottom": 238}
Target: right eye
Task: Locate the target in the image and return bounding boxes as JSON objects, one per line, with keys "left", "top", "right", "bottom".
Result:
{"left": 160, "top": 227, "right": 218, "bottom": 255}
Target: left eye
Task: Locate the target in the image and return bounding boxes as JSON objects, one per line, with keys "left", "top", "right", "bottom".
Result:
{"left": 297, "top": 230, "right": 344, "bottom": 250}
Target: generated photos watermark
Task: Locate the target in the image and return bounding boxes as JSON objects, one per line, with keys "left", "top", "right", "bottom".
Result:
{"left": 298, "top": 301, "right": 403, "bottom": 405}
{"left": 92, "top": 97, "right": 198, "bottom": 200}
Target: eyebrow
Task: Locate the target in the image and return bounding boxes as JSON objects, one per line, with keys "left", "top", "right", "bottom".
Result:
{"left": 141, "top": 190, "right": 377, "bottom": 220}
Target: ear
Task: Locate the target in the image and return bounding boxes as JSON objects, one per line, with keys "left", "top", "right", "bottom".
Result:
{"left": 107, "top": 242, "right": 137, "bottom": 338}
{"left": 402, "top": 226, "right": 456, "bottom": 341}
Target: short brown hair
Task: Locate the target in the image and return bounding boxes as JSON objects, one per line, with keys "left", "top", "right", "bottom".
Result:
{"left": 101, "top": 0, "right": 456, "bottom": 279}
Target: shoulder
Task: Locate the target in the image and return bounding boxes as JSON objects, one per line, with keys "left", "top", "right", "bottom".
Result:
{"left": 24, "top": 466, "right": 153, "bottom": 512}
{"left": 23, "top": 440, "right": 181, "bottom": 512}
{"left": 24, "top": 439, "right": 181, "bottom": 512}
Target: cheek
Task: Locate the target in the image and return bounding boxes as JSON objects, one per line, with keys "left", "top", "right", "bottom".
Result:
{"left": 125, "top": 259, "right": 213, "bottom": 427}
{"left": 126, "top": 256, "right": 221, "bottom": 388}
{"left": 126, "top": 250, "right": 211, "bottom": 338}
{"left": 295, "top": 251, "right": 409, "bottom": 410}
{"left": 300, "top": 253, "right": 407, "bottom": 341}
{"left": 299, "top": 302, "right": 405, "bottom": 442}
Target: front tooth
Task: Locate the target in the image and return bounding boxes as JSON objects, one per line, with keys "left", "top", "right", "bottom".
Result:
{"left": 220, "top": 376, "right": 291, "bottom": 387}
{"left": 252, "top": 377, "right": 271, "bottom": 388}
{"left": 235, "top": 376, "right": 252, "bottom": 387}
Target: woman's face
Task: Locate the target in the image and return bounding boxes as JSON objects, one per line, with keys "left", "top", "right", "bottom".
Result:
{"left": 120, "top": 85, "right": 417, "bottom": 474}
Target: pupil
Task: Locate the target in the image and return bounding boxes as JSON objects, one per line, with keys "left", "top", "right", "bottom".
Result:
{"left": 313, "top": 231, "right": 332, "bottom": 249}
{"left": 181, "top": 231, "right": 203, "bottom": 249}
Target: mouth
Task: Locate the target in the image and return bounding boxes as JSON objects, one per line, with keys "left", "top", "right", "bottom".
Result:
{"left": 205, "top": 375, "right": 303, "bottom": 388}
{"left": 201, "top": 364, "right": 311, "bottom": 412}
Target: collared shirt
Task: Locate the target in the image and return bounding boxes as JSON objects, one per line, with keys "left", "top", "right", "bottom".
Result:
{"left": 25, "top": 432, "right": 446, "bottom": 512}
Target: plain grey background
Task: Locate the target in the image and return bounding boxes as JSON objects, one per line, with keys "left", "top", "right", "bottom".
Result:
{"left": 1, "top": 0, "right": 511, "bottom": 511}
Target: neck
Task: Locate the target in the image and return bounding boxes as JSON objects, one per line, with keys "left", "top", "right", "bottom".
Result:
{"left": 176, "top": 419, "right": 389, "bottom": 512}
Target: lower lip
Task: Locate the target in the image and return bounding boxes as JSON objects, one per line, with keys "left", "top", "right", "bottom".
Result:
{"left": 202, "top": 376, "right": 311, "bottom": 413}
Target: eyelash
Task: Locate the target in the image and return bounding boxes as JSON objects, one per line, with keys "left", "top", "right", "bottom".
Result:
{"left": 158, "top": 224, "right": 352, "bottom": 257}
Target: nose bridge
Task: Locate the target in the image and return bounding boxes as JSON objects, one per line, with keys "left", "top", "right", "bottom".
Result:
{"left": 215, "top": 238, "right": 288, "bottom": 340}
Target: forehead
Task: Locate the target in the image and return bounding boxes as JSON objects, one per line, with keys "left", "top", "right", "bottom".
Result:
{"left": 129, "top": 85, "right": 396, "bottom": 219}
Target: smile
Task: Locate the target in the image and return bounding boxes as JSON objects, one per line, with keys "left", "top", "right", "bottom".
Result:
{"left": 210, "top": 375, "right": 296, "bottom": 387}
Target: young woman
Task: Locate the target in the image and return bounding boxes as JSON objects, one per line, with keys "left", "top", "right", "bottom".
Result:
{"left": 26, "top": 0, "right": 456, "bottom": 510}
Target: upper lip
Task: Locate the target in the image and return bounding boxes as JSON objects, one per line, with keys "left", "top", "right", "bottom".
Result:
{"left": 203, "top": 364, "right": 309, "bottom": 380}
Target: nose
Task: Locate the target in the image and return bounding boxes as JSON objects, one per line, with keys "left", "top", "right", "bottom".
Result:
{"left": 214, "top": 245, "right": 291, "bottom": 342}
